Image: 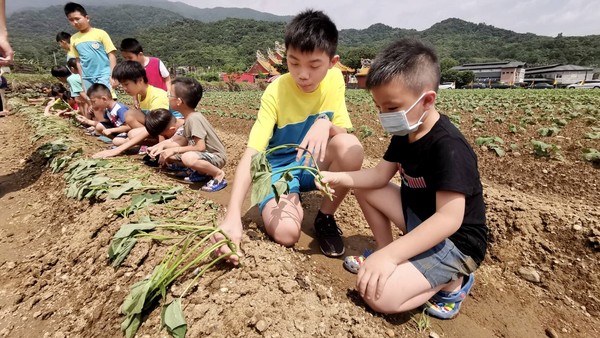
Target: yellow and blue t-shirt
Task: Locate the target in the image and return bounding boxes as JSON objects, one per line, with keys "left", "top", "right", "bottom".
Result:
{"left": 247, "top": 67, "right": 352, "bottom": 167}
{"left": 69, "top": 28, "right": 116, "bottom": 80}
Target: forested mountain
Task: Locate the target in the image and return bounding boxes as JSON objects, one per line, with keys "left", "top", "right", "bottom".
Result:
{"left": 6, "top": 0, "right": 292, "bottom": 22}
{"left": 8, "top": 5, "right": 600, "bottom": 72}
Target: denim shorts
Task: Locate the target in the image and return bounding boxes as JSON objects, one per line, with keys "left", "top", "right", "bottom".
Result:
{"left": 257, "top": 156, "right": 316, "bottom": 213}
{"left": 406, "top": 208, "right": 478, "bottom": 288}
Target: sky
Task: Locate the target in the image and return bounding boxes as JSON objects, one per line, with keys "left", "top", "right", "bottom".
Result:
{"left": 172, "top": 0, "right": 600, "bottom": 37}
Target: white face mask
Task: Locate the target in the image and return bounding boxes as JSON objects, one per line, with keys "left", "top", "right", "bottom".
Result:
{"left": 378, "top": 93, "right": 427, "bottom": 136}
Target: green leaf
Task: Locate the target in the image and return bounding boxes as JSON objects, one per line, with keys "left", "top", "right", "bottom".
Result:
{"left": 108, "top": 237, "right": 138, "bottom": 268}
{"left": 114, "top": 223, "right": 157, "bottom": 239}
{"left": 161, "top": 299, "right": 188, "bottom": 338}
{"left": 108, "top": 179, "right": 143, "bottom": 199}
{"left": 250, "top": 172, "right": 272, "bottom": 207}
{"left": 121, "top": 313, "right": 142, "bottom": 338}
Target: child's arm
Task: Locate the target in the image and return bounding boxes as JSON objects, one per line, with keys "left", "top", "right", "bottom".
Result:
{"left": 320, "top": 159, "right": 398, "bottom": 192}
{"left": 93, "top": 127, "right": 149, "bottom": 158}
{"left": 158, "top": 136, "right": 205, "bottom": 165}
{"left": 164, "top": 76, "right": 171, "bottom": 92}
{"left": 148, "top": 135, "right": 186, "bottom": 158}
{"left": 214, "top": 147, "right": 258, "bottom": 265}
{"left": 357, "top": 191, "right": 466, "bottom": 301}
{"left": 75, "top": 58, "right": 85, "bottom": 92}
{"left": 102, "top": 124, "right": 131, "bottom": 136}
{"left": 108, "top": 51, "right": 117, "bottom": 88}
{"left": 44, "top": 98, "right": 56, "bottom": 116}
{"left": 159, "top": 136, "right": 206, "bottom": 160}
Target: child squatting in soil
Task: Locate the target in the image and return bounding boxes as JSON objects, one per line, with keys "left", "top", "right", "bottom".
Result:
{"left": 144, "top": 78, "right": 228, "bottom": 192}
{"left": 211, "top": 9, "right": 364, "bottom": 264}
{"left": 93, "top": 60, "right": 177, "bottom": 159}
{"left": 86, "top": 83, "right": 130, "bottom": 139}
{"left": 319, "top": 38, "right": 488, "bottom": 319}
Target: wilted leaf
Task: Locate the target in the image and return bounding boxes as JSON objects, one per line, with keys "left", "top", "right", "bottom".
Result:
{"left": 161, "top": 299, "right": 187, "bottom": 338}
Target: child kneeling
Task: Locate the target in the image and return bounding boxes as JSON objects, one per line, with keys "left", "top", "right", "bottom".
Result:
{"left": 146, "top": 78, "right": 227, "bottom": 192}
{"left": 321, "top": 39, "right": 487, "bottom": 319}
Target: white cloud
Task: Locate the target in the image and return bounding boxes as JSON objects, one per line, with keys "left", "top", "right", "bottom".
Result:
{"left": 172, "top": 0, "right": 600, "bottom": 36}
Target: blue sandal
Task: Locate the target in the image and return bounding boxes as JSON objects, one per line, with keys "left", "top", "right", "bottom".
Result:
{"left": 201, "top": 179, "right": 227, "bottom": 192}
{"left": 184, "top": 171, "right": 212, "bottom": 182}
{"left": 424, "top": 273, "right": 475, "bottom": 319}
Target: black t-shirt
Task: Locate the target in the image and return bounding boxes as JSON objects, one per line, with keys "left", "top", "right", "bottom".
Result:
{"left": 383, "top": 114, "right": 488, "bottom": 265}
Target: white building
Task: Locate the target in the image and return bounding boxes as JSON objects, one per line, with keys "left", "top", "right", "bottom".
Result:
{"left": 524, "top": 64, "right": 593, "bottom": 85}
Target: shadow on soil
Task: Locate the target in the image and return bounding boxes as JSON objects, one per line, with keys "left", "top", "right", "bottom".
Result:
{"left": 0, "top": 145, "right": 48, "bottom": 199}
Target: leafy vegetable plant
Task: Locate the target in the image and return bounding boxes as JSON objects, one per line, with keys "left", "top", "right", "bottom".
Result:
{"left": 120, "top": 228, "right": 238, "bottom": 338}
{"left": 250, "top": 144, "right": 333, "bottom": 207}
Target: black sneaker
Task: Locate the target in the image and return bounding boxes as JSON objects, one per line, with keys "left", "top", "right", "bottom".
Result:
{"left": 314, "top": 210, "right": 345, "bottom": 257}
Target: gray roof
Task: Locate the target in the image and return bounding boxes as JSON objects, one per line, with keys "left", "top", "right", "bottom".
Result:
{"left": 453, "top": 61, "right": 526, "bottom": 71}
{"left": 526, "top": 64, "right": 594, "bottom": 74}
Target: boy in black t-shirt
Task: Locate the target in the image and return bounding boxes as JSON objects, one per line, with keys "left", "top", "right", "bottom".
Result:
{"left": 320, "top": 38, "right": 487, "bottom": 319}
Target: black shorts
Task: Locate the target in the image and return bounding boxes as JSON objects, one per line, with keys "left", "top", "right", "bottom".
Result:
{"left": 100, "top": 121, "right": 115, "bottom": 129}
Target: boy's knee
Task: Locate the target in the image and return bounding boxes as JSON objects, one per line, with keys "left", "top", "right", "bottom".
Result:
{"left": 263, "top": 212, "right": 302, "bottom": 247}
{"left": 270, "top": 226, "right": 301, "bottom": 247}
{"left": 362, "top": 296, "right": 398, "bottom": 314}
{"left": 180, "top": 152, "right": 198, "bottom": 167}
{"left": 328, "top": 133, "right": 364, "bottom": 168}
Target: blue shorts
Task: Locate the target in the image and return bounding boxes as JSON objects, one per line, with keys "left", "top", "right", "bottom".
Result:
{"left": 406, "top": 209, "right": 478, "bottom": 288}
{"left": 83, "top": 76, "right": 116, "bottom": 99}
{"left": 257, "top": 156, "right": 317, "bottom": 213}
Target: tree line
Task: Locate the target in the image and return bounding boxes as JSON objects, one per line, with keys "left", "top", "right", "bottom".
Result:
{"left": 8, "top": 6, "right": 600, "bottom": 76}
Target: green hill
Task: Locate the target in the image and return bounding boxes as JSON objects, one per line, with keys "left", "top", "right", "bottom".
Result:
{"left": 7, "top": 0, "right": 293, "bottom": 22}
{"left": 8, "top": 6, "right": 600, "bottom": 73}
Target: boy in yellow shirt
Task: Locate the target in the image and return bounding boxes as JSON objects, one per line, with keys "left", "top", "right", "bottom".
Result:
{"left": 213, "top": 10, "right": 364, "bottom": 264}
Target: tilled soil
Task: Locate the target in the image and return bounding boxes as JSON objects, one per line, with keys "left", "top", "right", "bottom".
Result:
{"left": 0, "top": 93, "right": 599, "bottom": 338}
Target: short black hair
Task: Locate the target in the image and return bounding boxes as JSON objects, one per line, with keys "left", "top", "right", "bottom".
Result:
{"left": 56, "top": 31, "right": 71, "bottom": 43}
{"left": 51, "top": 65, "right": 71, "bottom": 78}
{"left": 87, "top": 83, "right": 112, "bottom": 98}
{"left": 50, "top": 83, "right": 68, "bottom": 98}
{"left": 112, "top": 60, "right": 148, "bottom": 83}
{"left": 172, "top": 77, "right": 203, "bottom": 109}
{"left": 64, "top": 2, "right": 87, "bottom": 17}
{"left": 366, "top": 38, "right": 440, "bottom": 94}
{"left": 67, "top": 58, "right": 78, "bottom": 70}
{"left": 144, "top": 108, "right": 175, "bottom": 137}
{"left": 120, "top": 38, "right": 143, "bottom": 54}
{"left": 284, "top": 10, "right": 338, "bottom": 58}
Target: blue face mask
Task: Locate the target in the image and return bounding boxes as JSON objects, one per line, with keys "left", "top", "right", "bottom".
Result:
{"left": 378, "top": 93, "right": 427, "bottom": 136}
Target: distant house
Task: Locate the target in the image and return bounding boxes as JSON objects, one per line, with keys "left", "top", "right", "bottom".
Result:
{"left": 355, "top": 58, "right": 372, "bottom": 89}
{"left": 246, "top": 41, "right": 355, "bottom": 83}
{"left": 524, "top": 64, "right": 594, "bottom": 85}
{"left": 452, "top": 61, "right": 526, "bottom": 84}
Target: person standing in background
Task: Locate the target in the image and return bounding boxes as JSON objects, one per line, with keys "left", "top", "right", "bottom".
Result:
{"left": 0, "top": 0, "right": 14, "bottom": 66}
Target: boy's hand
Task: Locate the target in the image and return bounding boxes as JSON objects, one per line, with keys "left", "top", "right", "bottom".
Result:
{"left": 147, "top": 143, "right": 165, "bottom": 158}
{"left": 110, "top": 78, "right": 119, "bottom": 89}
{"left": 158, "top": 149, "right": 176, "bottom": 165}
{"left": 93, "top": 148, "right": 119, "bottom": 159}
{"left": 316, "top": 171, "right": 350, "bottom": 194}
{"left": 297, "top": 118, "right": 332, "bottom": 166}
{"left": 211, "top": 215, "right": 244, "bottom": 266}
{"left": 356, "top": 248, "right": 397, "bottom": 301}
{"left": 102, "top": 129, "right": 113, "bottom": 136}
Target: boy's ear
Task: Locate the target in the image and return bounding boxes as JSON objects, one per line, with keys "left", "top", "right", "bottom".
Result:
{"left": 422, "top": 91, "right": 437, "bottom": 111}
{"left": 329, "top": 55, "right": 340, "bottom": 68}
